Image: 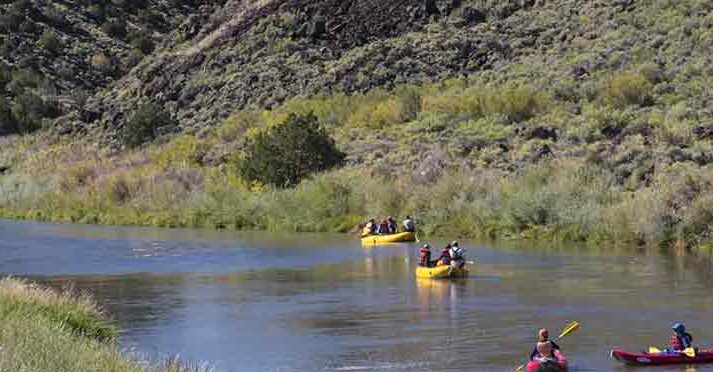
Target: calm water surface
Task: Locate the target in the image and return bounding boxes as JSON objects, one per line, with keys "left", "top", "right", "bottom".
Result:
{"left": 2, "top": 219, "right": 713, "bottom": 371}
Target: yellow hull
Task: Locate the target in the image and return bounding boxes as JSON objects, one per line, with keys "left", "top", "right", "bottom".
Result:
{"left": 416, "top": 265, "right": 469, "bottom": 279}
{"left": 361, "top": 231, "right": 416, "bottom": 245}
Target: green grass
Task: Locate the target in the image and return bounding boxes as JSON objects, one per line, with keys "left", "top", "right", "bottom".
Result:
{"left": 0, "top": 278, "right": 211, "bottom": 372}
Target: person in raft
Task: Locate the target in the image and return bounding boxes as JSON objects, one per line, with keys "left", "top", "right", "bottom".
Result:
{"left": 403, "top": 215, "right": 416, "bottom": 232}
{"left": 437, "top": 243, "right": 452, "bottom": 266}
{"left": 530, "top": 329, "right": 561, "bottom": 361}
{"left": 418, "top": 244, "right": 434, "bottom": 267}
{"left": 378, "top": 219, "right": 391, "bottom": 235}
{"left": 364, "top": 218, "right": 378, "bottom": 236}
{"left": 449, "top": 241, "right": 465, "bottom": 269}
{"left": 387, "top": 216, "right": 398, "bottom": 234}
{"left": 669, "top": 323, "right": 693, "bottom": 352}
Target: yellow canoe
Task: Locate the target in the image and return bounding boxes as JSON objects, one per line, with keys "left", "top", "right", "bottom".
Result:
{"left": 361, "top": 231, "right": 416, "bottom": 245}
{"left": 416, "top": 265, "right": 469, "bottom": 279}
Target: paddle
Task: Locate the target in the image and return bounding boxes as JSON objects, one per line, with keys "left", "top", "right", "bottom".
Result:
{"left": 647, "top": 347, "right": 695, "bottom": 357}
{"left": 682, "top": 347, "right": 696, "bottom": 358}
{"left": 513, "top": 321, "right": 581, "bottom": 372}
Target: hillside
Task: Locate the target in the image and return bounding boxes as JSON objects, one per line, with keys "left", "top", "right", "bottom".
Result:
{"left": 2, "top": 0, "right": 713, "bottom": 257}
{"left": 0, "top": 0, "right": 223, "bottom": 135}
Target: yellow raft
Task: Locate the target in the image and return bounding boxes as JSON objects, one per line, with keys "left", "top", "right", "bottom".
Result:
{"left": 361, "top": 231, "right": 416, "bottom": 245}
{"left": 416, "top": 265, "right": 469, "bottom": 279}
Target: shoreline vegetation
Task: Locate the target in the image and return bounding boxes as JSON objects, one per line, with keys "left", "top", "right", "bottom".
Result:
{"left": 2, "top": 74, "right": 713, "bottom": 260}
{"left": 1, "top": 1, "right": 713, "bottom": 259}
{"left": 0, "top": 277, "right": 209, "bottom": 372}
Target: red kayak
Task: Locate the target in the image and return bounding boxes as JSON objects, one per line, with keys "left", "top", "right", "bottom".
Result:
{"left": 527, "top": 350, "right": 568, "bottom": 372}
{"left": 612, "top": 348, "right": 713, "bottom": 366}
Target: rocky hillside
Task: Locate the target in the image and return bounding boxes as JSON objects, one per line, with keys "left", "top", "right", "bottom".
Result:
{"left": 81, "top": 0, "right": 537, "bottom": 133}
{"left": 0, "top": 0, "right": 223, "bottom": 135}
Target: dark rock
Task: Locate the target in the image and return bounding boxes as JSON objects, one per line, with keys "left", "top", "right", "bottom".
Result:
{"left": 518, "top": 126, "right": 558, "bottom": 141}
{"left": 693, "top": 124, "right": 713, "bottom": 140}
{"left": 571, "top": 60, "right": 590, "bottom": 79}
{"left": 0, "top": 165, "right": 9, "bottom": 175}
{"left": 424, "top": 0, "right": 440, "bottom": 17}
{"left": 460, "top": 6, "right": 487, "bottom": 25}
{"left": 530, "top": 144, "right": 552, "bottom": 162}
{"left": 309, "top": 15, "right": 326, "bottom": 38}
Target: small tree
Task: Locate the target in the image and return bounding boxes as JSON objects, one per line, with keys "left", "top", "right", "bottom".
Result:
{"left": 239, "top": 112, "right": 345, "bottom": 187}
{"left": 122, "top": 103, "right": 175, "bottom": 148}
{"left": 39, "top": 30, "right": 62, "bottom": 54}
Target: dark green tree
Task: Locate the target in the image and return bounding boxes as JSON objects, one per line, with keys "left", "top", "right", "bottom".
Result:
{"left": 239, "top": 112, "right": 345, "bottom": 187}
{"left": 122, "top": 102, "right": 175, "bottom": 148}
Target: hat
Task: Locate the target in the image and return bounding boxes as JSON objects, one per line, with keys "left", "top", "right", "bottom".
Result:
{"left": 672, "top": 323, "right": 686, "bottom": 334}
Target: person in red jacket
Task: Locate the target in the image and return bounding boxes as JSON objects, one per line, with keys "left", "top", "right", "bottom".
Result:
{"left": 418, "top": 244, "right": 433, "bottom": 267}
{"left": 437, "top": 243, "right": 452, "bottom": 266}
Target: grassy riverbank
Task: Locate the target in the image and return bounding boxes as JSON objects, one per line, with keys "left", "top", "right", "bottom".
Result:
{"left": 0, "top": 277, "right": 207, "bottom": 372}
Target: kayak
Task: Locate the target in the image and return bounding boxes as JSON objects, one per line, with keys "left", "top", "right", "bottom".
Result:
{"left": 526, "top": 351, "right": 568, "bottom": 372}
{"left": 361, "top": 231, "right": 416, "bottom": 245}
{"left": 415, "top": 265, "right": 469, "bottom": 279}
{"left": 611, "top": 348, "right": 713, "bottom": 366}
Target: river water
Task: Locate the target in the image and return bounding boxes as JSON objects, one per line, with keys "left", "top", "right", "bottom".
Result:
{"left": 2, "top": 219, "right": 713, "bottom": 371}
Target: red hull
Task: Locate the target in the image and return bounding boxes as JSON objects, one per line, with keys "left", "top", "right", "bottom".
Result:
{"left": 612, "top": 348, "right": 713, "bottom": 366}
{"left": 526, "top": 350, "right": 568, "bottom": 372}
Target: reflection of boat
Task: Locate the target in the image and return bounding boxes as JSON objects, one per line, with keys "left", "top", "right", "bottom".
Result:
{"left": 416, "top": 264, "right": 469, "bottom": 279}
{"left": 527, "top": 350, "right": 568, "bottom": 371}
{"left": 612, "top": 348, "right": 713, "bottom": 366}
{"left": 361, "top": 231, "right": 416, "bottom": 245}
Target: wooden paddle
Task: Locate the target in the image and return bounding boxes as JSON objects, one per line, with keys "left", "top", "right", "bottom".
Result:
{"left": 514, "top": 321, "right": 581, "bottom": 372}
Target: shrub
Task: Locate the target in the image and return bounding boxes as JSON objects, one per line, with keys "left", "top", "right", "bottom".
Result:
{"left": 605, "top": 72, "right": 654, "bottom": 107}
{"left": 90, "top": 53, "right": 114, "bottom": 75}
{"left": 239, "top": 112, "right": 345, "bottom": 187}
{"left": 130, "top": 30, "right": 155, "bottom": 54}
{"left": 11, "top": 92, "right": 47, "bottom": 134}
{"left": 397, "top": 87, "right": 422, "bottom": 122}
{"left": 0, "top": 97, "right": 17, "bottom": 135}
{"left": 39, "top": 30, "right": 62, "bottom": 54}
{"left": 101, "top": 17, "right": 126, "bottom": 38}
{"left": 122, "top": 102, "right": 176, "bottom": 148}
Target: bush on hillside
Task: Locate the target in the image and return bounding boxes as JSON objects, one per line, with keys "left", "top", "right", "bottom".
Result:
{"left": 101, "top": 17, "right": 126, "bottom": 38}
{"left": 122, "top": 103, "right": 176, "bottom": 148}
{"left": 39, "top": 30, "right": 62, "bottom": 54}
{"left": 239, "top": 112, "right": 345, "bottom": 187}
{"left": 0, "top": 97, "right": 17, "bottom": 135}
{"left": 129, "top": 30, "right": 155, "bottom": 54}
{"left": 606, "top": 72, "right": 654, "bottom": 107}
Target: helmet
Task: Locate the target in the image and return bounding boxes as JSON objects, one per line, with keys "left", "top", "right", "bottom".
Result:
{"left": 672, "top": 323, "right": 686, "bottom": 334}
{"left": 451, "top": 240, "right": 459, "bottom": 247}
{"left": 538, "top": 329, "right": 549, "bottom": 340}
{"left": 422, "top": 244, "right": 430, "bottom": 249}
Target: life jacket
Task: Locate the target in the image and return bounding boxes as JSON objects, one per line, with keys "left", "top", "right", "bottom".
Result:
{"left": 379, "top": 222, "right": 390, "bottom": 234}
{"left": 671, "top": 333, "right": 692, "bottom": 351}
{"left": 418, "top": 247, "right": 431, "bottom": 266}
{"left": 450, "top": 246, "right": 464, "bottom": 260}
{"left": 439, "top": 247, "right": 451, "bottom": 265}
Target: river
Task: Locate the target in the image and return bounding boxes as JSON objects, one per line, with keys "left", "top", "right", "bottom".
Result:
{"left": 2, "top": 219, "right": 713, "bottom": 371}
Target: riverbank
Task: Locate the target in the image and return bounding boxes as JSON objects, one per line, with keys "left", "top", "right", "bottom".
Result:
{"left": 1, "top": 147, "right": 713, "bottom": 259}
{"left": 0, "top": 277, "right": 207, "bottom": 372}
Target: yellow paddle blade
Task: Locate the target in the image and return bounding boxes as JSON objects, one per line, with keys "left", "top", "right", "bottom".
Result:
{"left": 557, "top": 321, "right": 581, "bottom": 339}
{"left": 513, "top": 364, "right": 524, "bottom": 372}
{"left": 682, "top": 348, "right": 696, "bottom": 358}
{"left": 648, "top": 346, "right": 662, "bottom": 353}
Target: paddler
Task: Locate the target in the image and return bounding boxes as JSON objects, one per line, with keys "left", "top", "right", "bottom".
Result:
{"left": 418, "top": 244, "right": 433, "bottom": 267}
{"left": 530, "top": 329, "right": 561, "bottom": 361}
{"left": 670, "top": 323, "right": 693, "bottom": 351}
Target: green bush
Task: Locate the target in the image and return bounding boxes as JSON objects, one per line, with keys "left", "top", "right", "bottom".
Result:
{"left": 605, "top": 72, "right": 654, "bottom": 107}
{"left": 130, "top": 30, "right": 155, "bottom": 54}
{"left": 0, "top": 97, "right": 17, "bottom": 135}
{"left": 239, "top": 112, "right": 345, "bottom": 187}
{"left": 122, "top": 103, "right": 176, "bottom": 148}
{"left": 101, "top": 17, "right": 126, "bottom": 38}
{"left": 39, "top": 30, "right": 62, "bottom": 54}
